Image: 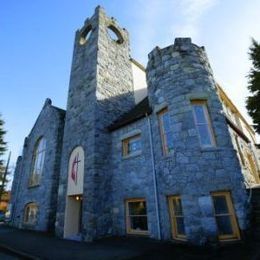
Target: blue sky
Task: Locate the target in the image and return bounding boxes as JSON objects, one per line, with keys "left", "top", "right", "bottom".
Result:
{"left": 1, "top": 0, "right": 260, "bottom": 177}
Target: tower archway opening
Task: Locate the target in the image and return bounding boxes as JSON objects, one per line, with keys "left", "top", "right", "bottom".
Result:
{"left": 79, "top": 25, "right": 92, "bottom": 45}
{"left": 107, "top": 25, "right": 123, "bottom": 44}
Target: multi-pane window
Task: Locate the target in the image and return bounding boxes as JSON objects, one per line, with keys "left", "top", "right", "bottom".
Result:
{"left": 168, "top": 196, "right": 186, "bottom": 240}
{"left": 126, "top": 199, "right": 148, "bottom": 235}
{"left": 29, "top": 138, "right": 46, "bottom": 186}
{"left": 24, "top": 203, "right": 38, "bottom": 225}
{"left": 192, "top": 101, "right": 215, "bottom": 147}
{"left": 122, "top": 134, "right": 141, "bottom": 157}
{"left": 234, "top": 135, "right": 245, "bottom": 166}
{"left": 246, "top": 153, "right": 260, "bottom": 183}
{"left": 158, "top": 108, "right": 174, "bottom": 155}
{"left": 211, "top": 192, "right": 240, "bottom": 240}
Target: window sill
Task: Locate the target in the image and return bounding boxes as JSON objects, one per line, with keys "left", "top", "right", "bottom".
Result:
{"left": 218, "top": 237, "right": 241, "bottom": 243}
{"left": 28, "top": 184, "right": 40, "bottom": 189}
{"left": 171, "top": 237, "right": 187, "bottom": 243}
{"left": 127, "top": 230, "right": 149, "bottom": 236}
{"left": 23, "top": 222, "right": 36, "bottom": 227}
{"left": 122, "top": 151, "right": 142, "bottom": 160}
{"left": 162, "top": 151, "right": 174, "bottom": 158}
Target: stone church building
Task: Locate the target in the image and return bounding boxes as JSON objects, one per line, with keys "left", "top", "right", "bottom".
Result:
{"left": 10, "top": 7, "right": 260, "bottom": 245}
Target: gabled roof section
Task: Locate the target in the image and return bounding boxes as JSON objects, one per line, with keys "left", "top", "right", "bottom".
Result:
{"left": 108, "top": 97, "right": 152, "bottom": 131}
{"left": 27, "top": 98, "right": 66, "bottom": 138}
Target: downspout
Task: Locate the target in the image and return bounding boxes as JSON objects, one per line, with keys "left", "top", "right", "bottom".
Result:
{"left": 146, "top": 113, "right": 161, "bottom": 240}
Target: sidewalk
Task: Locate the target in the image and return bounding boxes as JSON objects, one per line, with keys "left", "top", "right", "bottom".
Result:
{"left": 0, "top": 224, "right": 259, "bottom": 260}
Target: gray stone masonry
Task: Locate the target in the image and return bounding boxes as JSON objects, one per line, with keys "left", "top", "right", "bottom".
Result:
{"left": 11, "top": 7, "right": 254, "bottom": 246}
{"left": 10, "top": 99, "right": 65, "bottom": 231}
{"left": 55, "top": 6, "right": 135, "bottom": 241}
{"left": 145, "top": 38, "right": 249, "bottom": 243}
{"left": 109, "top": 38, "right": 248, "bottom": 244}
{"left": 110, "top": 116, "right": 161, "bottom": 239}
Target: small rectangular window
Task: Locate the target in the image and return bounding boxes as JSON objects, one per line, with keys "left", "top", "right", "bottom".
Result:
{"left": 234, "top": 135, "right": 245, "bottom": 166}
{"left": 158, "top": 108, "right": 174, "bottom": 155}
{"left": 125, "top": 199, "right": 148, "bottom": 235}
{"left": 168, "top": 196, "right": 186, "bottom": 240}
{"left": 211, "top": 191, "right": 240, "bottom": 241}
{"left": 192, "top": 101, "right": 215, "bottom": 147}
{"left": 246, "top": 153, "right": 260, "bottom": 183}
{"left": 122, "top": 134, "right": 141, "bottom": 157}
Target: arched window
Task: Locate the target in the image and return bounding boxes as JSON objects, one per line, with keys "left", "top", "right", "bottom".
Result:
{"left": 24, "top": 203, "right": 38, "bottom": 225}
{"left": 29, "top": 137, "right": 46, "bottom": 186}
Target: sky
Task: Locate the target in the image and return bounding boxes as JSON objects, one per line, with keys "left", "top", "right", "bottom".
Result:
{"left": 1, "top": 0, "right": 260, "bottom": 184}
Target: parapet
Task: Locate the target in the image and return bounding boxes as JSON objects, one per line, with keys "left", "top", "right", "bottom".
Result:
{"left": 147, "top": 37, "right": 213, "bottom": 78}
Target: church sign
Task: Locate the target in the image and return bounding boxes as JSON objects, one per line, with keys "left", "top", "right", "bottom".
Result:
{"left": 67, "top": 146, "right": 84, "bottom": 195}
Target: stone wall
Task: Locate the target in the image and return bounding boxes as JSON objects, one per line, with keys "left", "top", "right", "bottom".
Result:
{"left": 110, "top": 118, "right": 160, "bottom": 238}
{"left": 55, "top": 6, "right": 135, "bottom": 240}
{"left": 145, "top": 38, "right": 249, "bottom": 244}
{"left": 10, "top": 7, "right": 254, "bottom": 245}
{"left": 10, "top": 99, "right": 65, "bottom": 231}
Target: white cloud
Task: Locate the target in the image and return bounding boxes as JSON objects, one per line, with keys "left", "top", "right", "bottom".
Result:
{"left": 130, "top": 0, "right": 217, "bottom": 63}
{"left": 174, "top": 0, "right": 217, "bottom": 39}
{"left": 180, "top": 0, "right": 217, "bottom": 21}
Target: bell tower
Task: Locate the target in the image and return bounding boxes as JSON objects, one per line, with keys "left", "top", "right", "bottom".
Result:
{"left": 56, "top": 6, "right": 135, "bottom": 240}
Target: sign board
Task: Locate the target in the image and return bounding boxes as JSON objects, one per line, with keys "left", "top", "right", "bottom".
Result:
{"left": 67, "top": 146, "right": 84, "bottom": 195}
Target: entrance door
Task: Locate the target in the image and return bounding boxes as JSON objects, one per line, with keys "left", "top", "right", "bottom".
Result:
{"left": 64, "top": 146, "right": 84, "bottom": 240}
{"left": 64, "top": 195, "right": 83, "bottom": 239}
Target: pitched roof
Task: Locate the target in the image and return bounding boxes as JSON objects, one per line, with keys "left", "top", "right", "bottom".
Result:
{"left": 108, "top": 97, "right": 152, "bottom": 131}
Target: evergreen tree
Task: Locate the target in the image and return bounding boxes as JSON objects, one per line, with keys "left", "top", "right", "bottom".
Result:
{"left": 246, "top": 38, "right": 260, "bottom": 134}
{"left": 0, "top": 114, "right": 7, "bottom": 164}
{"left": 0, "top": 115, "right": 7, "bottom": 193}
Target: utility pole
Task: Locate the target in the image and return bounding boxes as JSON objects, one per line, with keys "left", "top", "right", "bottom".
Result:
{"left": 0, "top": 151, "right": 11, "bottom": 204}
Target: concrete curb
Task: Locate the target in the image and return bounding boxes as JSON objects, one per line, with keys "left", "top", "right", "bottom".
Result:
{"left": 0, "top": 242, "right": 40, "bottom": 260}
